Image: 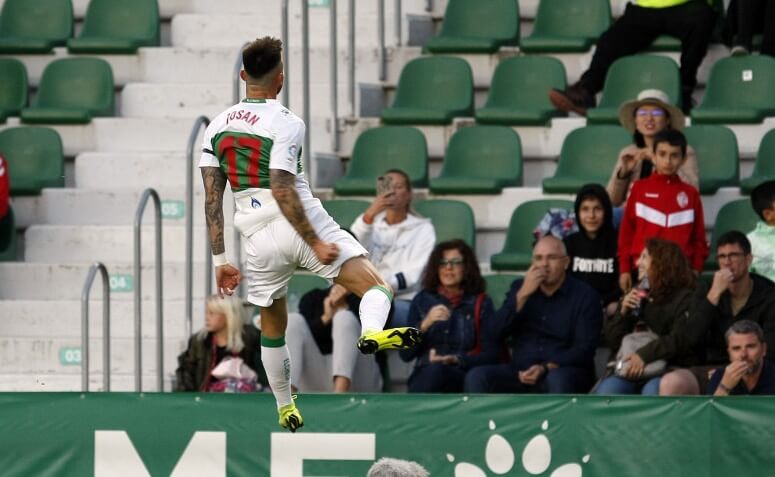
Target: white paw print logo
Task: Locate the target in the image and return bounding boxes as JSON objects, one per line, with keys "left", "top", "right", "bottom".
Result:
{"left": 447, "top": 420, "right": 591, "bottom": 477}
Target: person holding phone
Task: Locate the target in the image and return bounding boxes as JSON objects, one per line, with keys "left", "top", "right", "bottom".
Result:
{"left": 349, "top": 169, "right": 436, "bottom": 329}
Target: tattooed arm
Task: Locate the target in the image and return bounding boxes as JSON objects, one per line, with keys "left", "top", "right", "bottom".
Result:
{"left": 201, "top": 166, "right": 240, "bottom": 296}
{"left": 270, "top": 168, "right": 340, "bottom": 264}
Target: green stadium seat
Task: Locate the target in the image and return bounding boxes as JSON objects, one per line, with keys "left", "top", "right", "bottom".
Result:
{"left": 0, "top": 0, "right": 72, "bottom": 54}
{"left": 0, "top": 207, "right": 17, "bottom": 261}
{"left": 490, "top": 199, "right": 575, "bottom": 271}
{"left": 586, "top": 55, "right": 681, "bottom": 124}
{"left": 475, "top": 56, "right": 567, "bottom": 126}
{"left": 704, "top": 199, "right": 759, "bottom": 270}
{"left": 692, "top": 55, "right": 775, "bottom": 124}
{"left": 683, "top": 125, "right": 739, "bottom": 194}
{"left": 425, "top": 0, "right": 519, "bottom": 54}
{"left": 542, "top": 125, "right": 632, "bottom": 194}
{"left": 67, "top": 0, "right": 160, "bottom": 53}
{"left": 520, "top": 0, "right": 611, "bottom": 53}
{"left": 414, "top": 199, "right": 476, "bottom": 248}
{"left": 20, "top": 58, "right": 114, "bottom": 124}
{"left": 0, "top": 127, "right": 64, "bottom": 195}
{"left": 741, "top": 129, "right": 775, "bottom": 194}
{"left": 322, "top": 199, "right": 370, "bottom": 229}
{"left": 484, "top": 274, "right": 521, "bottom": 308}
{"left": 0, "top": 59, "right": 27, "bottom": 122}
{"left": 430, "top": 126, "right": 522, "bottom": 194}
{"left": 381, "top": 57, "right": 474, "bottom": 125}
{"left": 647, "top": 35, "right": 682, "bottom": 52}
{"left": 334, "top": 127, "right": 428, "bottom": 195}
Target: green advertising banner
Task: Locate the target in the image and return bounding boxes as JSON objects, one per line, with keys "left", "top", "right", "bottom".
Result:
{"left": 1, "top": 393, "right": 774, "bottom": 476}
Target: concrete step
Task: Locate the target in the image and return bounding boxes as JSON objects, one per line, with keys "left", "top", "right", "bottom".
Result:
{"left": 11, "top": 187, "right": 235, "bottom": 227}
{"left": 0, "top": 335, "right": 185, "bottom": 377}
{"left": 0, "top": 299, "right": 200, "bottom": 339}
{"left": 74, "top": 152, "right": 188, "bottom": 189}
{"left": 0, "top": 262, "right": 229, "bottom": 301}
{"left": 24, "top": 224, "right": 241, "bottom": 264}
{"left": 0, "top": 372, "right": 176, "bottom": 392}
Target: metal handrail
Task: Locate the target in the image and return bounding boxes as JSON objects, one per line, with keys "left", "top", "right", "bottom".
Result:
{"left": 282, "top": 0, "right": 290, "bottom": 107}
{"left": 185, "top": 116, "right": 210, "bottom": 339}
{"left": 81, "top": 262, "right": 111, "bottom": 392}
{"left": 134, "top": 188, "right": 163, "bottom": 392}
{"left": 301, "top": 0, "right": 311, "bottom": 185}
{"left": 378, "top": 0, "right": 386, "bottom": 81}
{"left": 348, "top": 0, "right": 356, "bottom": 117}
{"left": 330, "top": 0, "right": 339, "bottom": 152}
{"left": 232, "top": 43, "right": 248, "bottom": 296}
{"left": 395, "top": 0, "right": 402, "bottom": 46}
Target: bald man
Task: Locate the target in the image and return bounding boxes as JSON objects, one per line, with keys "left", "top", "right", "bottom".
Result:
{"left": 465, "top": 235, "right": 603, "bottom": 394}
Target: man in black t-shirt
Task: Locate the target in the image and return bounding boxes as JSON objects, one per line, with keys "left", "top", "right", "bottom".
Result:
{"left": 708, "top": 320, "right": 775, "bottom": 395}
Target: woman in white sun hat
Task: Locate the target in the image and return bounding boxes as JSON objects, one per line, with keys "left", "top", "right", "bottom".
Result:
{"left": 606, "top": 89, "right": 699, "bottom": 209}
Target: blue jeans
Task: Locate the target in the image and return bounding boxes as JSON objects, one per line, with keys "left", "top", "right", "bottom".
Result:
{"left": 408, "top": 363, "right": 466, "bottom": 393}
{"left": 463, "top": 364, "right": 594, "bottom": 394}
{"left": 595, "top": 375, "right": 661, "bottom": 395}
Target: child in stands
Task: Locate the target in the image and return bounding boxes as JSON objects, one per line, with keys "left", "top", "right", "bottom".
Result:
{"left": 618, "top": 129, "right": 708, "bottom": 292}
{"left": 747, "top": 180, "right": 775, "bottom": 282}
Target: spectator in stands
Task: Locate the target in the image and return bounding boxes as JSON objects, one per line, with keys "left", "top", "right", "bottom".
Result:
{"left": 349, "top": 169, "right": 436, "bottom": 328}
{"left": 0, "top": 154, "right": 8, "bottom": 221}
{"left": 564, "top": 183, "right": 620, "bottom": 317}
{"left": 367, "top": 458, "right": 429, "bottom": 477}
{"left": 618, "top": 129, "right": 708, "bottom": 292}
{"left": 286, "top": 285, "right": 383, "bottom": 393}
{"left": 595, "top": 238, "right": 697, "bottom": 395}
{"left": 723, "top": 0, "right": 775, "bottom": 56}
{"left": 607, "top": 90, "right": 699, "bottom": 211}
{"left": 463, "top": 235, "right": 602, "bottom": 394}
{"left": 399, "top": 239, "right": 498, "bottom": 393}
{"left": 747, "top": 180, "right": 775, "bottom": 282}
{"left": 660, "top": 231, "right": 775, "bottom": 395}
{"left": 708, "top": 320, "right": 775, "bottom": 395}
{"left": 549, "top": 0, "right": 716, "bottom": 115}
{"left": 175, "top": 296, "right": 267, "bottom": 392}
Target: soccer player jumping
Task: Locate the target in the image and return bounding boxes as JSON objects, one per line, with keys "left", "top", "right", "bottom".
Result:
{"left": 199, "top": 37, "right": 420, "bottom": 432}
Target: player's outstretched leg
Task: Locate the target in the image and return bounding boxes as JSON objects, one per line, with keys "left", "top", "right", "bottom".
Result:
{"left": 334, "top": 257, "right": 420, "bottom": 355}
{"left": 260, "top": 298, "right": 304, "bottom": 432}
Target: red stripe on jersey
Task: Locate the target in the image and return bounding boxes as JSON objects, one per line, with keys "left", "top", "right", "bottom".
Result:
{"left": 218, "top": 135, "right": 239, "bottom": 189}
{"left": 239, "top": 136, "right": 263, "bottom": 188}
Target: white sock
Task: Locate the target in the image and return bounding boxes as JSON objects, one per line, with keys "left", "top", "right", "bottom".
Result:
{"left": 261, "top": 336, "right": 293, "bottom": 408}
{"left": 359, "top": 286, "right": 393, "bottom": 335}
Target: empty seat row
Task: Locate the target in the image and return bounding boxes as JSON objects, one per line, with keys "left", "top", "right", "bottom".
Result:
{"left": 382, "top": 54, "right": 775, "bottom": 126}
{"left": 335, "top": 124, "right": 756, "bottom": 196}
{"left": 0, "top": 0, "right": 159, "bottom": 54}
{"left": 0, "top": 58, "right": 114, "bottom": 124}
{"left": 425, "top": 0, "right": 610, "bottom": 54}
{"left": 426, "top": 0, "right": 725, "bottom": 54}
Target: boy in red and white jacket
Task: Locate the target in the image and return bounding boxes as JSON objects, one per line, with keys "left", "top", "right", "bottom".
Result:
{"left": 618, "top": 129, "right": 708, "bottom": 291}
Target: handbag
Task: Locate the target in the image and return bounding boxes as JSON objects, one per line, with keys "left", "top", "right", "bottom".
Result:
{"left": 610, "top": 330, "right": 667, "bottom": 380}
{"left": 207, "top": 356, "right": 259, "bottom": 393}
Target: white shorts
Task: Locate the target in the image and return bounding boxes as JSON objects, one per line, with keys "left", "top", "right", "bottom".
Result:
{"left": 243, "top": 206, "right": 367, "bottom": 307}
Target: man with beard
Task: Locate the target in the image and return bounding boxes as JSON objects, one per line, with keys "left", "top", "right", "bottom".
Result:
{"left": 709, "top": 320, "right": 775, "bottom": 395}
{"left": 659, "top": 231, "right": 775, "bottom": 395}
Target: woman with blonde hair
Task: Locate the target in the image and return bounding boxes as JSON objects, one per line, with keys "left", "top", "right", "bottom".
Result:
{"left": 175, "top": 295, "right": 266, "bottom": 392}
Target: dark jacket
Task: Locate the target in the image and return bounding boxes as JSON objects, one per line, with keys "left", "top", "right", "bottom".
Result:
{"left": 604, "top": 286, "right": 698, "bottom": 366}
{"left": 400, "top": 290, "right": 500, "bottom": 371}
{"left": 298, "top": 287, "right": 362, "bottom": 355}
{"left": 174, "top": 324, "right": 267, "bottom": 391}
{"left": 497, "top": 275, "right": 602, "bottom": 371}
{"left": 684, "top": 273, "right": 775, "bottom": 365}
{"left": 564, "top": 183, "right": 620, "bottom": 306}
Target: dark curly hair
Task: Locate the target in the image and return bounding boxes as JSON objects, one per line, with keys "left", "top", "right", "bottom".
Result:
{"left": 645, "top": 238, "right": 695, "bottom": 303}
{"left": 421, "top": 239, "right": 485, "bottom": 295}
{"left": 242, "top": 37, "right": 282, "bottom": 81}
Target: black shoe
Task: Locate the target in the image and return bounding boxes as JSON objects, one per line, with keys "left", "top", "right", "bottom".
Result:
{"left": 549, "top": 83, "right": 595, "bottom": 116}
